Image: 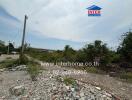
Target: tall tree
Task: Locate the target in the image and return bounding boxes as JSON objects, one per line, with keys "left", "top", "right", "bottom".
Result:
{"left": 118, "top": 32, "right": 132, "bottom": 63}
{"left": 0, "top": 40, "right": 6, "bottom": 53}
{"left": 63, "top": 45, "right": 76, "bottom": 61}
{"left": 77, "top": 40, "right": 110, "bottom": 67}
{"left": 8, "top": 43, "right": 15, "bottom": 53}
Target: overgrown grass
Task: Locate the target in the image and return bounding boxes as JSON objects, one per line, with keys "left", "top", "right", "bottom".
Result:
{"left": 85, "top": 67, "right": 99, "bottom": 73}
{"left": 19, "top": 55, "right": 29, "bottom": 65}
{"left": 119, "top": 72, "right": 132, "bottom": 83}
{"left": 17, "top": 55, "right": 42, "bottom": 81}
{"left": 72, "top": 66, "right": 105, "bottom": 75}
{"left": 63, "top": 77, "right": 76, "bottom": 86}
{"left": 27, "top": 60, "right": 41, "bottom": 81}
{"left": 0, "top": 59, "right": 19, "bottom": 69}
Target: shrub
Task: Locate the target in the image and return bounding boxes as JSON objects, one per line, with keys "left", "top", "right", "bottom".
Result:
{"left": 0, "top": 59, "right": 19, "bottom": 69}
{"left": 27, "top": 61, "right": 40, "bottom": 81}
{"left": 120, "top": 72, "right": 132, "bottom": 81}
{"left": 63, "top": 77, "right": 76, "bottom": 85}
{"left": 85, "top": 67, "right": 99, "bottom": 73}
{"left": 19, "top": 55, "right": 29, "bottom": 65}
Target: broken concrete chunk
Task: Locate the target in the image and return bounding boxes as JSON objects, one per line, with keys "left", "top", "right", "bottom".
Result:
{"left": 9, "top": 85, "right": 25, "bottom": 96}
{"left": 95, "top": 86, "right": 101, "bottom": 90}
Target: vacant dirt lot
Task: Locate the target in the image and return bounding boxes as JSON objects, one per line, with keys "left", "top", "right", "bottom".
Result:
{"left": 0, "top": 55, "right": 132, "bottom": 99}
{"left": 0, "top": 54, "right": 19, "bottom": 62}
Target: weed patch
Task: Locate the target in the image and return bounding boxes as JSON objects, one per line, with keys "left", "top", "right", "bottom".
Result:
{"left": 27, "top": 61, "right": 41, "bottom": 81}
{"left": 63, "top": 77, "right": 76, "bottom": 86}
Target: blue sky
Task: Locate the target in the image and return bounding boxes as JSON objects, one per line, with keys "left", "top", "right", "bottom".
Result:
{"left": 0, "top": 0, "right": 132, "bottom": 50}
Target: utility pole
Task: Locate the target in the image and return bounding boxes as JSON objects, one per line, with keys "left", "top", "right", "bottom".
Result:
{"left": 20, "top": 15, "right": 28, "bottom": 61}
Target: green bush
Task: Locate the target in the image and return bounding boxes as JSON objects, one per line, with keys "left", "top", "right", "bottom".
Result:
{"left": 19, "top": 55, "right": 29, "bottom": 65}
{"left": 85, "top": 67, "right": 99, "bottom": 73}
{"left": 63, "top": 77, "right": 76, "bottom": 85}
{"left": 120, "top": 72, "right": 132, "bottom": 81}
{"left": 27, "top": 61, "right": 40, "bottom": 81}
{"left": 0, "top": 59, "right": 19, "bottom": 69}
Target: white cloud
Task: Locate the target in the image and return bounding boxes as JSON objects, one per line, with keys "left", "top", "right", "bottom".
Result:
{"left": 0, "top": 0, "right": 132, "bottom": 46}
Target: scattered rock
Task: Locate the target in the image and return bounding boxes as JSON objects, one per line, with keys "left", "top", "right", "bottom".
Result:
{"left": 109, "top": 72, "right": 117, "bottom": 77}
{"left": 15, "top": 65, "right": 27, "bottom": 71}
{"left": 71, "top": 87, "right": 75, "bottom": 92}
{"left": 0, "top": 66, "right": 122, "bottom": 100}
{"left": 95, "top": 86, "right": 101, "bottom": 90}
{"left": 19, "top": 95, "right": 30, "bottom": 100}
{"left": 52, "top": 86, "right": 57, "bottom": 91}
{"left": 0, "top": 68, "right": 5, "bottom": 72}
{"left": 9, "top": 85, "right": 25, "bottom": 96}
{"left": 9, "top": 65, "right": 27, "bottom": 71}
{"left": 80, "top": 92, "right": 85, "bottom": 97}
{"left": 105, "top": 92, "right": 112, "bottom": 98}
{"left": 65, "top": 86, "right": 70, "bottom": 90}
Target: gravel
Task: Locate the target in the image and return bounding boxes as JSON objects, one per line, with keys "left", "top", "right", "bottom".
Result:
{"left": 0, "top": 68, "right": 115, "bottom": 100}
{"left": 0, "top": 60, "right": 131, "bottom": 100}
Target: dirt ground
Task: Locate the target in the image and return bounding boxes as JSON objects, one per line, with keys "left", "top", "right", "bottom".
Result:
{"left": 0, "top": 54, "right": 19, "bottom": 62}
{"left": 0, "top": 55, "right": 132, "bottom": 99}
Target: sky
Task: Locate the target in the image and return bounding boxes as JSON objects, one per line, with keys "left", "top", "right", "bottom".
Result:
{"left": 0, "top": 0, "right": 132, "bottom": 50}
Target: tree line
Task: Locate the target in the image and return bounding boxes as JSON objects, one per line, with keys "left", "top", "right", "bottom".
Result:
{"left": 0, "top": 31, "right": 132, "bottom": 71}
{"left": 0, "top": 40, "right": 15, "bottom": 54}
{"left": 26, "top": 31, "right": 132, "bottom": 72}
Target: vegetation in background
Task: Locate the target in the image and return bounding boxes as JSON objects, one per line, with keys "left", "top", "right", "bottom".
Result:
{"left": 25, "top": 31, "right": 132, "bottom": 82}
{"left": 8, "top": 43, "right": 15, "bottom": 53}
{"left": 63, "top": 45, "right": 77, "bottom": 61}
{"left": 26, "top": 48, "right": 63, "bottom": 62}
{"left": 0, "top": 40, "right": 7, "bottom": 54}
{"left": 119, "top": 72, "right": 132, "bottom": 83}
{"left": 118, "top": 32, "right": 132, "bottom": 65}
{"left": 0, "top": 40, "right": 16, "bottom": 54}
{"left": 0, "top": 31, "right": 132, "bottom": 82}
